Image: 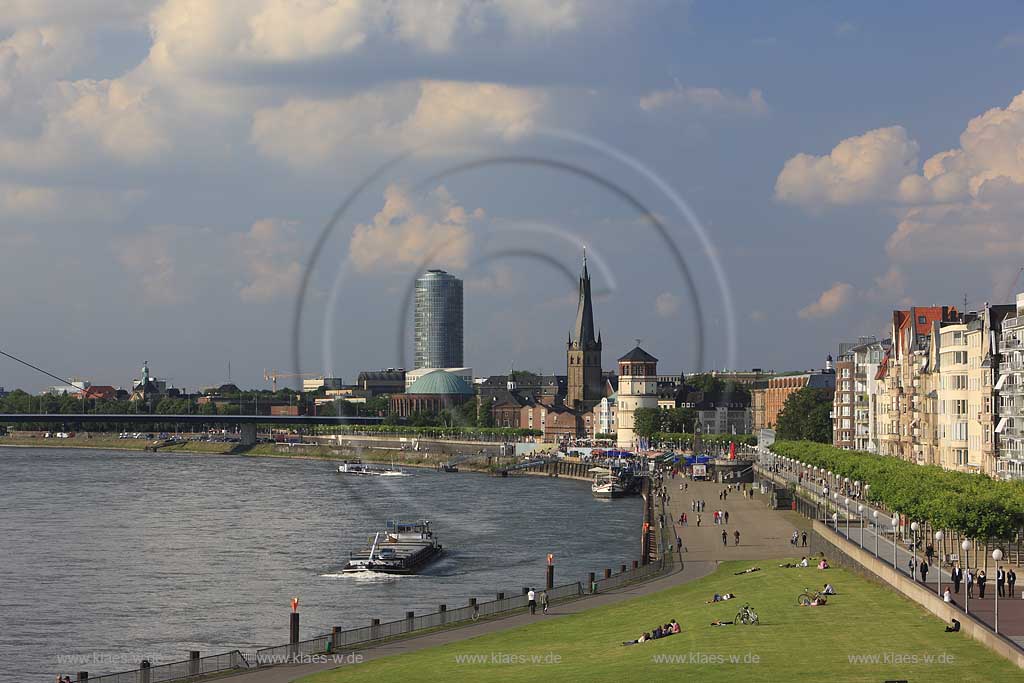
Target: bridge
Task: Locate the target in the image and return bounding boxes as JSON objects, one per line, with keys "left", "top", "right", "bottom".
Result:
{"left": 0, "top": 414, "right": 384, "bottom": 445}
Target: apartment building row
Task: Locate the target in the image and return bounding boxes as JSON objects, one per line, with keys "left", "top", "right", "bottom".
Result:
{"left": 831, "top": 295, "right": 1024, "bottom": 480}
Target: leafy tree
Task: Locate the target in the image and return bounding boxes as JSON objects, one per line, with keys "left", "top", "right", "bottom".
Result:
{"left": 775, "top": 388, "right": 832, "bottom": 443}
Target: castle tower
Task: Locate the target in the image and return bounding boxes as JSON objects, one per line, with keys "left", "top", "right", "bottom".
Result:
{"left": 616, "top": 345, "right": 659, "bottom": 450}
{"left": 567, "top": 251, "right": 603, "bottom": 409}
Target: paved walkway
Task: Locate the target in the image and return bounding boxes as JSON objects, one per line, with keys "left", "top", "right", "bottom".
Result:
{"left": 222, "top": 477, "right": 801, "bottom": 682}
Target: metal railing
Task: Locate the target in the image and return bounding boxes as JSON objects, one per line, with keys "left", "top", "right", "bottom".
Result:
{"left": 82, "top": 650, "right": 250, "bottom": 683}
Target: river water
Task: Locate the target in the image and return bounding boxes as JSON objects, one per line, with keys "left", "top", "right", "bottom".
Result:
{"left": 0, "top": 447, "right": 640, "bottom": 681}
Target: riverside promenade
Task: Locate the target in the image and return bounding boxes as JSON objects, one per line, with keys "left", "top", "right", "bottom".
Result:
{"left": 221, "top": 477, "right": 800, "bottom": 682}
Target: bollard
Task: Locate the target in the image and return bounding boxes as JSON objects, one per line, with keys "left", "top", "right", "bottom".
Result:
{"left": 546, "top": 564, "right": 554, "bottom": 591}
{"left": 290, "top": 612, "right": 300, "bottom": 645}
{"left": 620, "top": 564, "right": 627, "bottom": 574}
{"left": 496, "top": 592, "right": 504, "bottom": 601}
{"left": 78, "top": 672, "right": 88, "bottom": 682}
{"left": 522, "top": 587, "right": 530, "bottom": 595}
{"left": 469, "top": 598, "right": 477, "bottom": 607}
{"left": 188, "top": 651, "right": 200, "bottom": 677}
{"left": 604, "top": 568, "right": 612, "bottom": 579}
{"left": 632, "top": 560, "right": 639, "bottom": 570}
{"left": 140, "top": 659, "right": 151, "bottom": 683}
{"left": 371, "top": 618, "right": 381, "bottom": 641}
{"left": 588, "top": 572, "right": 596, "bottom": 593}
{"left": 331, "top": 627, "right": 341, "bottom": 653}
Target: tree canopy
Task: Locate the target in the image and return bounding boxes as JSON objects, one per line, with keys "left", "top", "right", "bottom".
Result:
{"left": 775, "top": 388, "right": 832, "bottom": 443}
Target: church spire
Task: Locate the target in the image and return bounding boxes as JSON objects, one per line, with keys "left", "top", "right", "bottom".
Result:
{"left": 572, "top": 250, "right": 597, "bottom": 349}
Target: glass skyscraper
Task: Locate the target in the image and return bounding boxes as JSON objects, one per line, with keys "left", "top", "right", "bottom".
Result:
{"left": 414, "top": 270, "right": 464, "bottom": 369}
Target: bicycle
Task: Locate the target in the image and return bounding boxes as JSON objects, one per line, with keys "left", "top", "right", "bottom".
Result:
{"left": 797, "top": 588, "right": 826, "bottom": 606}
{"left": 735, "top": 603, "right": 759, "bottom": 625}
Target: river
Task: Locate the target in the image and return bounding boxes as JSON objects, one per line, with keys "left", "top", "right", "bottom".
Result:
{"left": 0, "top": 447, "right": 640, "bottom": 681}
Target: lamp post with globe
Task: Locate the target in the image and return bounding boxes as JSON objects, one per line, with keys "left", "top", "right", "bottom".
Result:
{"left": 892, "top": 515, "right": 900, "bottom": 569}
{"left": 872, "top": 511, "right": 879, "bottom": 557}
{"left": 934, "top": 531, "right": 944, "bottom": 595}
{"left": 962, "top": 539, "right": 972, "bottom": 615}
{"left": 857, "top": 504, "right": 864, "bottom": 549}
{"left": 993, "top": 548, "right": 1004, "bottom": 634}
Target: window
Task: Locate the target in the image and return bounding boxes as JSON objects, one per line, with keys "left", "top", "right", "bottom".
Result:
{"left": 918, "top": 315, "right": 927, "bottom": 324}
{"left": 954, "top": 399, "right": 968, "bottom": 416}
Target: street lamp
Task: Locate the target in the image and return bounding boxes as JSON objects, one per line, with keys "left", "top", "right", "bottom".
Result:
{"left": 857, "top": 504, "right": 864, "bottom": 548}
{"left": 993, "top": 548, "right": 1004, "bottom": 634}
{"left": 962, "top": 539, "right": 972, "bottom": 615}
{"left": 910, "top": 522, "right": 920, "bottom": 580}
{"left": 844, "top": 498, "right": 851, "bottom": 538}
{"left": 892, "top": 515, "right": 900, "bottom": 569}
{"left": 822, "top": 486, "right": 829, "bottom": 520}
{"left": 872, "top": 511, "right": 879, "bottom": 557}
{"left": 934, "top": 530, "right": 944, "bottom": 595}
{"left": 832, "top": 511, "right": 838, "bottom": 531}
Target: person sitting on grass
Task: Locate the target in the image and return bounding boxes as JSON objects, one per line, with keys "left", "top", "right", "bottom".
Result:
{"left": 706, "top": 592, "right": 736, "bottom": 603}
{"left": 801, "top": 596, "right": 827, "bottom": 606}
{"left": 710, "top": 620, "right": 734, "bottom": 626}
{"left": 622, "top": 632, "right": 650, "bottom": 645}
{"left": 945, "top": 618, "right": 961, "bottom": 633}
{"left": 799, "top": 556, "right": 809, "bottom": 567}
{"left": 651, "top": 626, "right": 663, "bottom": 639}
{"left": 734, "top": 566, "right": 761, "bottom": 575}
{"left": 818, "top": 558, "right": 830, "bottom": 570}
{"left": 661, "top": 623, "right": 674, "bottom": 636}
{"left": 671, "top": 619, "right": 681, "bottom": 634}
{"left": 822, "top": 583, "right": 836, "bottom": 595}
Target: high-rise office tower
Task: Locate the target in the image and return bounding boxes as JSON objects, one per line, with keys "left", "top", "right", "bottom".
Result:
{"left": 414, "top": 270, "right": 464, "bottom": 369}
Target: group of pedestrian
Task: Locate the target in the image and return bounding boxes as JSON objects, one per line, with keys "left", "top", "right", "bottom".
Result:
{"left": 691, "top": 499, "right": 706, "bottom": 512}
{"left": 711, "top": 509, "right": 729, "bottom": 525}
{"left": 790, "top": 530, "right": 808, "bottom": 547}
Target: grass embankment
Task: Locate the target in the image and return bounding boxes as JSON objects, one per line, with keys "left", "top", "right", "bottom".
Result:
{"left": 300, "top": 560, "right": 1018, "bottom": 683}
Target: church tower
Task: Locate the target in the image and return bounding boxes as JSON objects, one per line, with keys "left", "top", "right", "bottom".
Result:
{"left": 567, "top": 251, "right": 603, "bottom": 409}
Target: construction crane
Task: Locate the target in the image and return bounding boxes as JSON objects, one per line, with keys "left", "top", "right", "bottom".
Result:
{"left": 263, "top": 369, "right": 319, "bottom": 392}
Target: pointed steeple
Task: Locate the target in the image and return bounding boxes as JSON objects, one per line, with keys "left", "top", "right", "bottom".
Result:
{"left": 572, "top": 250, "right": 597, "bottom": 349}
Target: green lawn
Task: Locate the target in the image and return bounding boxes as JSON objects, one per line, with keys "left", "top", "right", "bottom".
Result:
{"left": 299, "top": 560, "right": 1021, "bottom": 683}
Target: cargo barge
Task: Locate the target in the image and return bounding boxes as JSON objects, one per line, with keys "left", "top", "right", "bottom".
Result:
{"left": 342, "top": 520, "right": 442, "bottom": 574}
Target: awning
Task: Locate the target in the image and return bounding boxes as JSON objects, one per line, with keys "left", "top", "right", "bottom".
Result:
{"left": 996, "top": 417, "right": 1009, "bottom": 434}
{"left": 996, "top": 374, "right": 1009, "bottom": 391}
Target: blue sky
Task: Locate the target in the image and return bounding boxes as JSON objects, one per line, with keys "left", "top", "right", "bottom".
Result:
{"left": 1, "top": 1, "right": 1023, "bottom": 391}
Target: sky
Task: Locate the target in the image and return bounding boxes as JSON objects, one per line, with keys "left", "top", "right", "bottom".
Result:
{"left": 2, "top": 0, "right": 1024, "bottom": 392}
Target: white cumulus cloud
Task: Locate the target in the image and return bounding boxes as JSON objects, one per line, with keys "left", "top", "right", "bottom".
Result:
{"left": 774, "top": 126, "right": 919, "bottom": 207}
{"left": 798, "top": 282, "right": 854, "bottom": 319}
{"left": 348, "top": 184, "right": 483, "bottom": 272}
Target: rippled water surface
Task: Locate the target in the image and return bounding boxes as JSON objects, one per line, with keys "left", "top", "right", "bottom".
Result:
{"left": 0, "top": 447, "right": 640, "bottom": 681}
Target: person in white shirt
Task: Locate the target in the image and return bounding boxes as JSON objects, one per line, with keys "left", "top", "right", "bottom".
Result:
{"left": 943, "top": 588, "right": 952, "bottom": 603}
{"left": 527, "top": 588, "right": 537, "bottom": 615}
{"left": 798, "top": 557, "right": 809, "bottom": 567}
{"left": 823, "top": 583, "right": 836, "bottom": 595}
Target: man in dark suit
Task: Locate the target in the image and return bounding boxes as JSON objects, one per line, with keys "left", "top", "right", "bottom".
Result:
{"left": 997, "top": 566, "right": 1006, "bottom": 597}
{"left": 951, "top": 563, "right": 963, "bottom": 594}
{"left": 1009, "top": 568, "right": 1017, "bottom": 598}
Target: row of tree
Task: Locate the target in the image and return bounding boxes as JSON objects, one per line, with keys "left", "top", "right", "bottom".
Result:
{"left": 771, "top": 440, "right": 1024, "bottom": 540}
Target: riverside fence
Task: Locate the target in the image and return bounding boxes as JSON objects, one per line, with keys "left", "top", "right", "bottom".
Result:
{"left": 71, "top": 486, "right": 679, "bottom": 682}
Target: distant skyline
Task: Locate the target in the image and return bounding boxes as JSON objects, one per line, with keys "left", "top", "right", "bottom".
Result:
{"left": 2, "top": 2, "right": 1024, "bottom": 391}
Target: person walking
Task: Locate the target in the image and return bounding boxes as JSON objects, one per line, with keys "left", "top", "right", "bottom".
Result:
{"left": 979, "top": 570, "right": 987, "bottom": 599}
{"left": 528, "top": 588, "right": 537, "bottom": 615}
{"left": 696, "top": 514, "right": 702, "bottom": 527}
{"left": 541, "top": 590, "right": 549, "bottom": 614}
{"left": 791, "top": 531, "right": 798, "bottom": 546}
{"left": 997, "top": 566, "right": 1005, "bottom": 598}
{"left": 951, "top": 564, "right": 963, "bottom": 594}
{"left": 721, "top": 530, "right": 728, "bottom": 547}
{"left": 920, "top": 560, "right": 929, "bottom": 584}
{"left": 1009, "top": 568, "right": 1017, "bottom": 598}
{"left": 966, "top": 568, "right": 974, "bottom": 598}
{"left": 683, "top": 512, "right": 688, "bottom": 526}
{"left": 801, "top": 531, "right": 808, "bottom": 547}
{"left": 908, "top": 557, "right": 916, "bottom": 579}
{"left": 734, "top": 529, "right": 740, "bottom": 546}
{"left": 724, "top": 510, "right": 730, "bottom": 525}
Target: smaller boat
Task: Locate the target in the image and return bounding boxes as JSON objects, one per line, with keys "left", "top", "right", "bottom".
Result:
{"left": 337, "top": 461, "right": 381, "bottom": 476}
{"left": 440, "top": 463, "right": 459, "bottom": 473}
{"left": 590, "top": 467, "right": 625, "bottom": 499}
